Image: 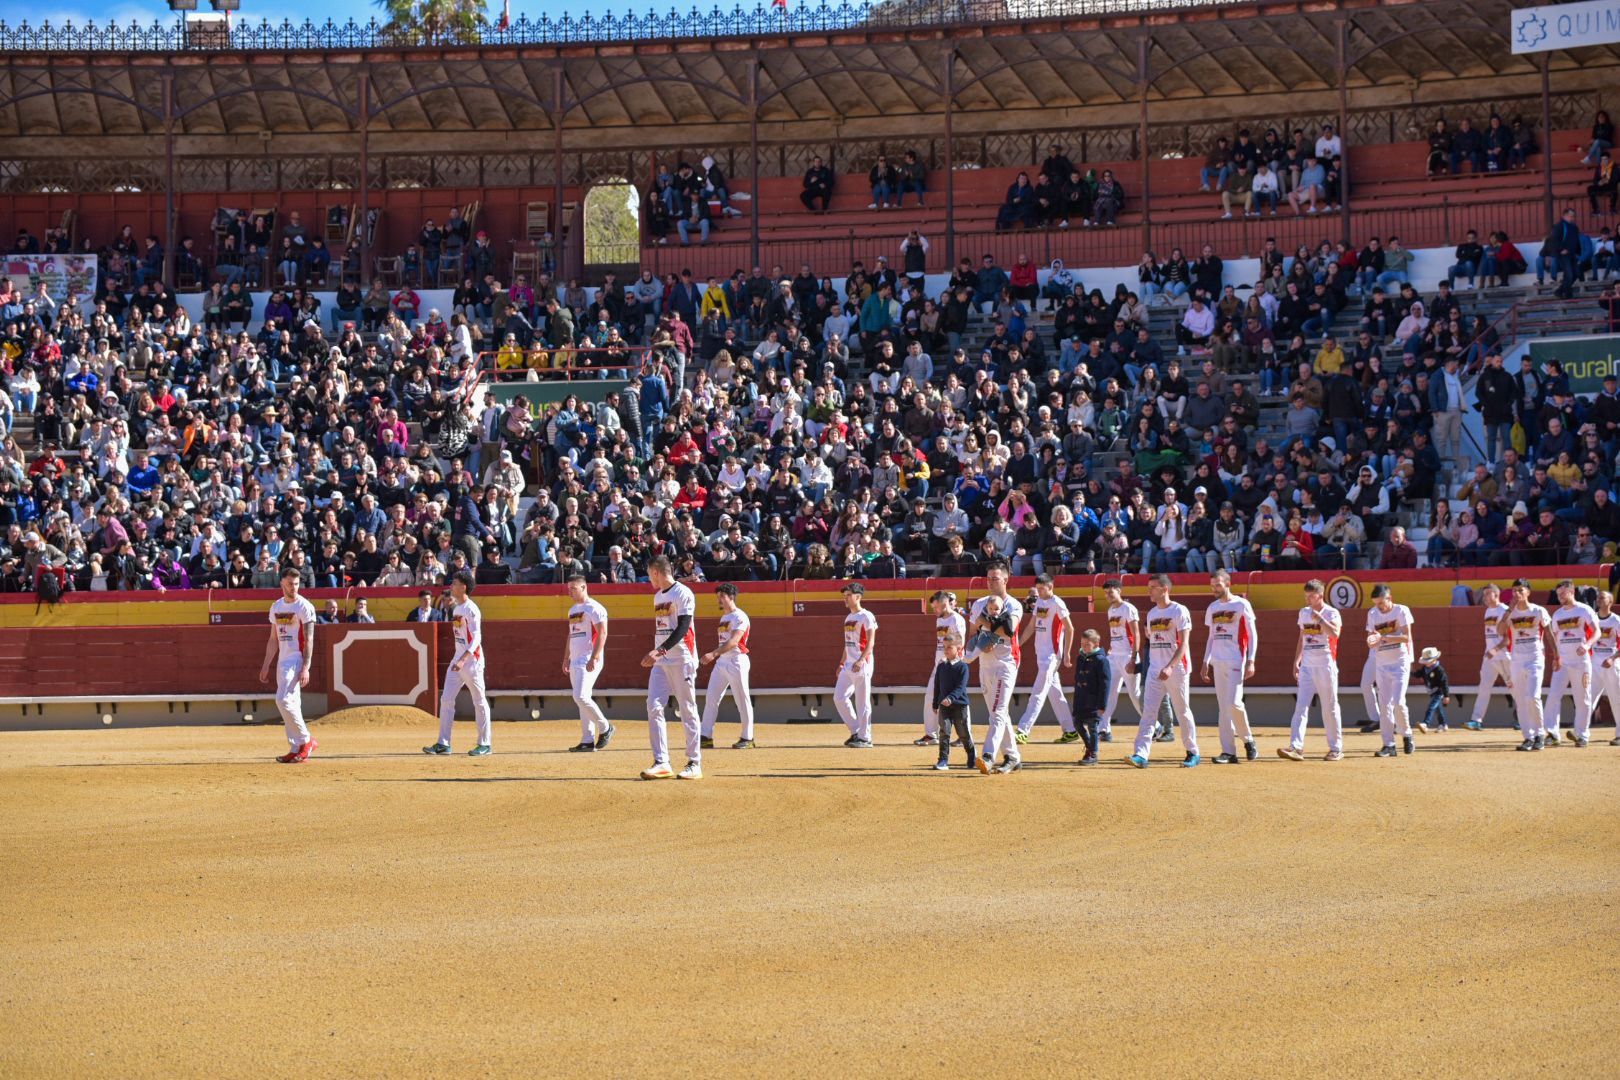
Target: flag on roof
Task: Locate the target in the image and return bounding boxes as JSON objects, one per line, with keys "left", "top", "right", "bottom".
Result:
{"left": 497, "top": 0, "right": 510, "bottom": 30}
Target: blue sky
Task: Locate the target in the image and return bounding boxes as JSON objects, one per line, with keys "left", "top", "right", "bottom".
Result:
{"left": 22, "top": 0, "right": 609, "bottom": 27}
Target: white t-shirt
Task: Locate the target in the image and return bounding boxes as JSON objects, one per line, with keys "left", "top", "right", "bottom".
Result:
{"left": 1030, "top": 596, "right": 1070, "bottom": 663}
{"left": 451, "top": 598, "right": 483, "bottom": 665}
{"left": 1144, "top": 602, "right": 1192, "bottom": 672}
{"left": 1482, "top": 603, "right": 1509, "bottom": 653}
{"left": 1504, "top": 604, "right": 1551, "bottom": 666}
{"left": 653, "top": 582, "right": 697, "bottom": 659}
{"left": 716, "top": 608, "right": 751, "bottom": 663}
{"left": 970, "top": 594, "right": 1024, "bottom": 665}
{"left": 1298, "top": 604, "right": 1342, "bottom": 668}
{"left": 1593, "top": 613, "right": 1620, "bottom": 661}
{"left": 1366, "top": 603, "right": 1415, "bottom": 667}
{"left": 567, "top": 598, "right": 608, "bottom": 663}
{"left": 842, "top": 608, "right": 879, "bottom": 667}
{"left": 1204, "top": 596, "right": 1257, "bottom": 666}
{"left": 1105, "top": 600, "right": 1140, "bottom": 656}
{"left": 269, "top": 595, "right": 317, "bottom": 663}
{"left": 933, "top": 610, "right": 968, "bottom": 663}
{"left": 1551, "top": 602, "right": 1599, "bottom": 663}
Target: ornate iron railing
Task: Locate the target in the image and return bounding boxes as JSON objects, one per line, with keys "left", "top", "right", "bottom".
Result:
{"left": 0, "top": 1, "right": 1250, "bottom": 52}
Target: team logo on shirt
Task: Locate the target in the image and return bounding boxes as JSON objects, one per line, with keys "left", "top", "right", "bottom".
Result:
{"left": 654, "top": 602, "right": 674, "bottom": 617}
{"left": 1108, "top": 616, "right": 1124, "bottom": 631}
{"left": 1148, "top": 617, "right": 1174, "bottom": 633}
{"left": 274, "top": 613, "right": 295, "bottom": 624}
{"left": 1303, "top": 620, "right": 1324, "bottom": 635}
{"left": 1210, "top": 611, "right": 1237, "bottom": 627}
{"left": 1511, "top": 615, "right": 1540, "bottom": 633}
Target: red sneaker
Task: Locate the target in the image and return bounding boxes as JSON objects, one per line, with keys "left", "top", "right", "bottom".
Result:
{"left": 275, "top": 749, "right": 299, "bottom": 763}
{"left": 292, "top": 738, "right": 318, "bottom": 762}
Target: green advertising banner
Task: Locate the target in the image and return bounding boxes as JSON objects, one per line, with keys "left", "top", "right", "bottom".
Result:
{"left": 1528, "top": 334, "right": 1620, "bottom": 395}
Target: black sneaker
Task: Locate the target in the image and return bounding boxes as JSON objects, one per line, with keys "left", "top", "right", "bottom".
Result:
{"left": 700, "top": 736, "right": 715, "bottom": 750}
{"left": 1544, "top": 732, "right": 1563, "bottom": 747}
{"left": 850, "top": 737, "right": 874, "bottom": 748}
{"left": 1099, "top": 731, "right": 1114, "bottom": 743}
{"left": 1077, "top": 754, "right": 1098, "bottom": 766}
{"left": 1516, "top": 739, "right": 1536, "bottom": 752}
{"left": 842, "top": 735, "right": 861, "bottom": 747}
{"left": 1211, "top": 752, "right": 1239, "bottom": 764}
{"left": 1574, "top": 736, "right": 1589, "bottom": 748}
{"left": 1532, "top": 735, "right": 1545, "bottom": 750}
{"left": 1154, "top": 727, "right": 1176, "bottom": 743}
{"left": 1402, "top": 736, "right": 1415, "bottom": 755}
{"left": 732, "top": 738, "right": 756, "bottom": 749}
{"left": 1358, "top": 720, "right": 1379, "bottom": 734}
{"left": 594, "top": 724, "right": 616, "bottom": 750}
{"left": 1374, "top": 745, "right": 1398, "bottom": 758}
{"left": 1244, "top": 739, "right": 1258, "bottom": 761}
{"left": 568, "top": 741, "right": 597, "bottom": 753}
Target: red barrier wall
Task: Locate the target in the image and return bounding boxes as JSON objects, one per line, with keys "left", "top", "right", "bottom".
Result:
{"left": 1, "top": 608, "right": 1503, "bottom": 700}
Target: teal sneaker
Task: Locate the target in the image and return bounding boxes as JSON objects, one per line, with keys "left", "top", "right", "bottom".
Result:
{"left": 1181, "top": 752, "right": 1201, "bottom": 768}
{"left": 468, "top": 744, "right": 492, "bottom": 757}
{"left": 1128, "top": 754, "right": 1148, "bottom": 769}
{"left": 422, "top": 742, "right": 451, "bottom": 755}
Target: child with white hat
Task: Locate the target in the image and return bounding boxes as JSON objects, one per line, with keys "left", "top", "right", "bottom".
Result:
{"left": 1416, "top": 646, "right": 1451, "bottom": 734}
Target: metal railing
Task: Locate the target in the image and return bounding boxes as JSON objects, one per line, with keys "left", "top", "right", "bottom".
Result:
{"left": 0, "top": 2, "right": 1252, "bottom": 51}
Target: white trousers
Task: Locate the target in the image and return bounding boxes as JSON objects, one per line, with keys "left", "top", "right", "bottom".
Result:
{"left": 1360, "top": 654, "right": 1380, "bottom": 727}
{"left": 980, "top": 658, "right": 1019, "bottom": 763}
{"left": 1099, "top": 650, "right": 1141, "bottom": 732}
{"left": 275, "top": 656, "right": 310, "bottom": 748}
{"left": 1288, "top": 662, "right": 1342, "bottom": 753}
{"left": 701, "top": 656, "right": 754, "bottom": 740}
{"left": 1509, "top": 662, "right": 1546, "bottom": 738}
{"left": 648, "top": 655, "right": 700, "bottom": 766}
{"left": 1210, "top": 661, "right": 1253, "bottom": 755}
{"left": 1587, "top": 660, "right": 1620, "bottom": 738}
{"left": 439, "top": 659, "right": 491, "bottom": 747}
{"left": 569, "top": 659, "right": 610, "bottom": 743}
{"left": 1545, "top": 657, "right": 1592, "bottom": 739}
{"left": 1134, "top": 665, "right": 1196, "bottom": 759}
{"left": 1374, "top": 662, "right": 1411, "bottom": 746}
{"left": 1017, "top": 655, "right": 1074, "bottom": 734}
{"left": 1470, "top": 653, "right": 1515, "bottom": 726}
{"left": 923, "top": 667, "right": 942, "bottom": 735}
{"left": 834, "top": 660, "right": 873, "bottom": 741}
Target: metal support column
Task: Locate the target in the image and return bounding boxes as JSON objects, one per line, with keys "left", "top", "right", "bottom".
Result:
{"left": 553, "top": 66, "right": 567, "bottom": 274}
{"left": 162, "top": 70, "right": 175, "bottom": 287}
{"left": 1137, "top": 36, "right": 1152, "bottom": 251}
{"left": 357, "top": 67, "right": 370, "bottom": 284}
{"left": 942, "top": 47, "right": 956, "bottom": 270}
{"left": 749, "top": 60, "right": 761, "bottom": 270}
{"left": 1337, "top": 18, "right": 1352, "bottom": 245}
{"left": 1541, "top": 54, "right": 1556, "bottom": 229}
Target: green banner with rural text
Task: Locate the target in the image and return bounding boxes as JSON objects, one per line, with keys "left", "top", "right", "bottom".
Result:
{"left": 1528, "top": 334, "right": 1620, "bottom": 395}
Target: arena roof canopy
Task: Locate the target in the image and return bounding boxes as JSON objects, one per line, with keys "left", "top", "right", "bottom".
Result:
{"left": 1, "top": 0, "right": 1616, "bottom": 156}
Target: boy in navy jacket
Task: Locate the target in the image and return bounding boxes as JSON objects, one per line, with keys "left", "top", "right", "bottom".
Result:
{"left": 1071, "top": 628, "right": 1111, "bottom": 765}
{"left": 931, "top": 633, "right": 977, "bottom": 772}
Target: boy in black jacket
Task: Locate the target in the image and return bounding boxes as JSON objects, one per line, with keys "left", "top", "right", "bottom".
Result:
{"left": 1071, "top": 628, "right": 1111, "bottom": 765}
{"left": 1416, "top": 646, "right": 1451, "bottom": 733}
{"left": 930, "top": 633, "right": 977, "bottom": 772}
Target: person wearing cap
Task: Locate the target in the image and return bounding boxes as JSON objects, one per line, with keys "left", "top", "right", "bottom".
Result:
{"left": 834, "top": 582, "right": 879, "bottom": 748}
{"left": 1414, "top": 647, "right": 1451, "bottom": 734}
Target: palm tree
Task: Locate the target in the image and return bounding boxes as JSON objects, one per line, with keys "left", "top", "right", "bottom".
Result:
{"left": 372, "top": 0, "right": 489, "bottom": 45}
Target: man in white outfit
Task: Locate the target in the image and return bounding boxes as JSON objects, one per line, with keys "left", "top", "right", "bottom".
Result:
{"left": 1466, "top": 583, "right": 1516, "bottom": 732}
{"left": 1279, "top": 579, "right": 1344, "bottom": 761}
{"left": 1128, "top": 574, "right": 1199, "bottom": 768}
{"left": 1366, "top": 584, "right": 1417, "bottom": 758}
{"left": 1487, "top": 577, "right": 1559, "bottom": 752}
{"left": 1544, "top": 579, "right": 1599, "bottom": 746}
{"left": 969, "top": 560, "right": 1024, "bottom": 773}
{"left": 700, "top": 582, "right": 756, "bottom": 750}
{"left": 1202, "top": 568, "right": 1258, "bottom": 763}
{"left": 424, "top": 569, "right": 493, "bottom": 756}
{"left": 1355, "top": 650, "right": 1382, "bottom": 735}
{"left": 259, "top": 566, "right": 318, "bottom": 763}
{"left": 1098, "top": 578, "right": 1142, "bottom": 742}
{"left": 1586, "top": 591, "right": 1620, "bottom": 748}
{"left": 1016, "top": 575, "right": 1076, "bottom": 744}
{"left": 563, "top": 573, "right": 614, "bottom": 753}
{"left": 915, "top": 590, "right": 967, "bottom": 747}
{"left": 639, "top": 555, "right": 703, "bottom": 779}
{"left": 834, "top": 582, "right": 879, "bottom": 747}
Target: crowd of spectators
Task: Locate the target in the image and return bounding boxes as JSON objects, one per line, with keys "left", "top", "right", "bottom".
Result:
{"left": 3, "top": 178, "right": 1616, "bottom": 597}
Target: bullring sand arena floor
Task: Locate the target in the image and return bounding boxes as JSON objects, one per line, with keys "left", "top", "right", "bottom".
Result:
{"left": 3, "top": 709, "right": 1618, "bottom": 1079}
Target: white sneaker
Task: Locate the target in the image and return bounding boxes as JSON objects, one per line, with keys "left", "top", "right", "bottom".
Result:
{"left": 1058, "top": 219, "right": 1068, "bottom": 228}
{"left": 640, "top": 762, "right": 675, "bottom": 780}
{"left": 677, "top": 760, "right": 703, "bottom": 780}
{"left": 868, "top": 203, "right": 878, "bottom": 210}
{"left": 1221, "top": 212, "right": 1232, "bottom": 220}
